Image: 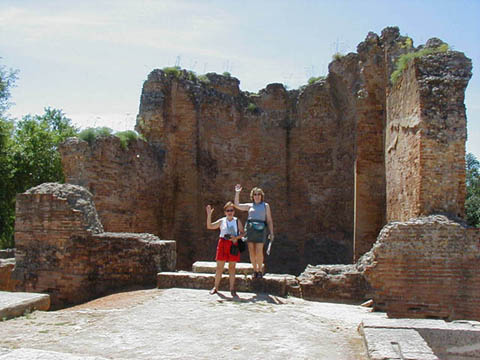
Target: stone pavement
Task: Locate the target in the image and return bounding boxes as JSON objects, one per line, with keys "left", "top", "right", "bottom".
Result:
{"left": 0, "top": 288, "right": 375, "bottom": 359}
{"left": 0, "top": 291, "right": 50, "bottom": 320}
{"left": 1, "top": 288, "right": 480, "bottom": 359}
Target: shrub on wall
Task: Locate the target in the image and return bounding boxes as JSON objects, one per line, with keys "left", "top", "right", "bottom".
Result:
{"left": 308, "top": 76, "right": 326, "bottom": 85}
{"left": 78, "top": 127, "right": 143, "bottom": 150}
{"left": 390, "top": 43, "right": 449, "bottom": 84}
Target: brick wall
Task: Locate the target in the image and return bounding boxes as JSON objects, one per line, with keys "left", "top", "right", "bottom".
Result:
{"left": 386, "top": 51, "right": 472, "bottom": 222}
{"left": 58, "top": 27, "right": 473, "bottom": 275}
{"left": 0, "top": 259, "right": 18, "bottom": 291}
{"left": 297, "top": 264, "right": 370, "bottom": 303}
{"left": 360, "top": 216, "right": 480, "bottom": 321}
{"left": 59, "top": 136, "right": 165, "bottom": 236}
{"left": 12, "top": 183, "right": 176, "bottom": 309}
{"left": 65, "top": 70, "right": 358, "bottom": 274}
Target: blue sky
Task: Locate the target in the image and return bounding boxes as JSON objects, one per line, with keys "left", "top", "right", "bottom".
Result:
{"left": 1, "top": 0, "right": 479, "bottom": 157}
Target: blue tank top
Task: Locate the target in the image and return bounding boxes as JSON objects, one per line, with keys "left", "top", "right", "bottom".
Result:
{"left": 248, "top": 202, "right": 266, "bottom": 221}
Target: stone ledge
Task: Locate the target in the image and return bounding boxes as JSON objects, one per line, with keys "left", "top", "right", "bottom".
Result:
{"left": 0, "top": 250, "right": 14, "bottom": 259}
{"left": 0, "top": 291, "right": 50, "bottom": 320}
{"left": 157, "top": 271, "right": 297, "bottom": 296}
{"left": 297, "top": 264, "right": 370, "bottom": 303}
{"left": 360, "top": 318, "right": 480, "bottom": 360}
{"left": 359, "top": 326, "right": 439, "bottom": 360}
{"left": 192, "top": 261, "right": 261, "bottom": 275}
{"left": 0, "top": 348, "right": 110, "bottom": 360}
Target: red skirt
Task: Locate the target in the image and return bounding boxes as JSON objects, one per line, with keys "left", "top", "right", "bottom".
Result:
{"left": 215, "top": 238, "right": 241, "bottom": 262}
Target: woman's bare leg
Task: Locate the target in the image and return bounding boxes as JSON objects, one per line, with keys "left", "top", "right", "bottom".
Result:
{"left": 248, "top": 242, "right": 257, "bottom": 272}
{"left": 228, "top": 261, "right": 237, "bottom": 293}
{"left": 255, "top": 243, "right": 264, "bottom": 275}
{"left": 213, "top": 260, "right": 225, "bottom": 291}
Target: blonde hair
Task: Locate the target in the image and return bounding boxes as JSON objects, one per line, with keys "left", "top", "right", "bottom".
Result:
{"left": 223, "top": 201, "right": 235, "bottom": 210}
{"left": 250, "top": 187, "right": 265, "bottom": 202}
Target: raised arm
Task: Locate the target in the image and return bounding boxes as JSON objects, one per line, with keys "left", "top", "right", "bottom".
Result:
{"left": 206, "top": 205, "right": 221, "bottom": 230}
{"left": 234, "top": 184, "right": 251, "bottom": 211}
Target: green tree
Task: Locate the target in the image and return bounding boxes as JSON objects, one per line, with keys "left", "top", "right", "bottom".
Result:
{"left": 0, "top": 118, "right": 15, "bottom": 248}
{"left": 10, "top": 108, "right": 78, "bottom": 193}
{"left": 466, "top": 153, "right": 480, "bottom": 227}
{"left": 0, "top": 108, "right": 78, "bottom": 248}
{"left": 0, "top": 60, "right": 18, "bottom": 117}
{"left": 0, "top": 60, "right": 17, "bottom": 248}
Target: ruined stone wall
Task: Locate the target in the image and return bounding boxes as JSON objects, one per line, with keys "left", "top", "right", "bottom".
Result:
{"left": 297, "top": 264, "right": 370, "bottom": 303}
{"left": 386, "top": 47, "right": 472, "bottom": 222}
{"left": 59, "top": 137, "right": 165, "bottom": 235}
{"left": 351, "top": 33, "right": 388, "bottom": 260}
{"left": 360, "top": 216, "right": 480, "bottom": 321}
{"left": 134, "top": 70, "right": 357, "bottom": 274}
{"left": 58, "top": 27, "right": 472, "bottom": 275}
{"left": 13, "top": 183, "right": 176, "bottom": 308}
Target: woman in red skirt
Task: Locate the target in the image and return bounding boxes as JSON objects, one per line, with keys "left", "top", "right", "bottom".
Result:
{"left": 206, "top": 201, "right": 244, "bottom": 297}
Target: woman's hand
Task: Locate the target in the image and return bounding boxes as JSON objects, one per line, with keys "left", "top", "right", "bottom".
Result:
{"left": 206, "top": 205, "right": 214, "bottom": 216}
{"left": 266, "top": 242, "right": 272, "bottom": 255}
{"left": 235, "top": 184, "right": 242, "bottom": 192}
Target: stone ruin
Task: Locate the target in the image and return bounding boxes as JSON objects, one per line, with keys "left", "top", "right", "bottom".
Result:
{"left": 1, "top": 26, "right": 479, "bottom": 320}
{"left": 10, "top": 183, "right": 176, "bottom": 309}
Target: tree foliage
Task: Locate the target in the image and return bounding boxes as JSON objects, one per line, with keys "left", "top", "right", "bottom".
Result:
{"left": 0, "top": 108, "right": 78, "bottom": 248}
{"left": 466, "top": 153, "right": 480, "bottom": 227}
{"left": 10, "top": 108, "right": 78, "bottom": 193}
{"left": 0, "top": 60, "right": 17, "bottom": 248}
{"left": 1, "top": 59, "right": 79, "bottom": 247}
{"left": 0, "top": 61, "right": 18, "bottom": 117}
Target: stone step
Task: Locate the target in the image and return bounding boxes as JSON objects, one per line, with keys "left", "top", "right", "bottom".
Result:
{"left": 192, "top": 261, "right": 263, "bottom": 275}
{"left": 0, "top": 291, "right": 50, "bottom": 320}
{"left": 157, "top": 271, "right": 300, "bottom": 297}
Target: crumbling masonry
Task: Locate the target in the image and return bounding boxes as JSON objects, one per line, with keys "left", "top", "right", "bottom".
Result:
{"left": 4, "top": 27, "right": 479, "bottom": 319}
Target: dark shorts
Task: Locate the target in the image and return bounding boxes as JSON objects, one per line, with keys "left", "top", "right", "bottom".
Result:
{"left": 215, "top": 238, "right": 241, "bottom": 262}
{"left": 244, "top": 220, "right": 267, "bottom": 244}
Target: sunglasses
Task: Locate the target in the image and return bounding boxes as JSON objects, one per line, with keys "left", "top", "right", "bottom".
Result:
{"left": 253, "top": 193, "right": 262, "bottom": 196}
{"left": 225, "top": 209, "right": 234, "bottom": 212}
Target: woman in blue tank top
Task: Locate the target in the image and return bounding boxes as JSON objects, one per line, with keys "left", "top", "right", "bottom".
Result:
{"left": 234, "top": 184, "right": 275, "bottom": 279}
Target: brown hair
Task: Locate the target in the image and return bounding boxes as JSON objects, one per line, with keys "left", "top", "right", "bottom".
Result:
{"left": 249, "top": 187, "right": 265, "bottom": 202}
{"left": 223, "top": 201, "right": 235, "bottom": 210}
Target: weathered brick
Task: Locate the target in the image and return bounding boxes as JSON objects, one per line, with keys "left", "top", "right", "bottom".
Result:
{"left": 10, "top": 183, "right": 176, "bottom": 309}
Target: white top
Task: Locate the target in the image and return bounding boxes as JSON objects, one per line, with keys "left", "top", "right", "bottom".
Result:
{"left": 219, "top": 217, "right": 238, "bottom": 238}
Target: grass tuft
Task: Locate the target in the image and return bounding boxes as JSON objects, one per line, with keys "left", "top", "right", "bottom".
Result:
{"left": 308, "top": 76, "right": 326, "bottom": 85}
{"left": 78, "top": 127, "right": 142, "bottom": 150}
{"left": 246, "top": 103, "right": 258, "bottom": 113}
{"left": 332, "top": 52, "right": 344, "bottom": 61}
{"left": 78, "top": 127, "right": 113, "bottom": 145}
{"left": 390, "top": 43, "right": 449, "bottom": 84}
{"left": 115, "top": 130, "right": 140, "bottom": 150}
